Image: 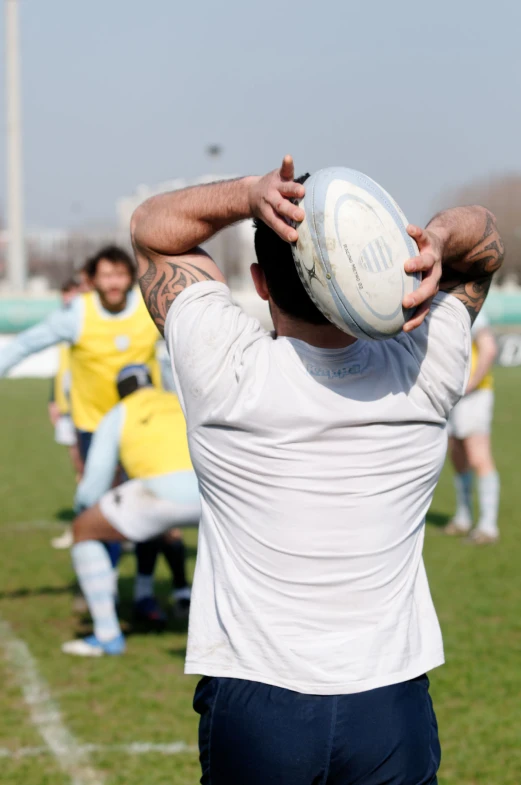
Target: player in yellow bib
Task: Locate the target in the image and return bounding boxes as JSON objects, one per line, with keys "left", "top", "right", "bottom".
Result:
{"left": 48, "top": 278, "right": 83, "bottom": 470}
{"left": 62, "top": 364, "right": 200, "bottom": 656}
{"left": 445, "top": 309, "right": 500, "bottom": 543}
{"left": 0, "top": 246, "right": 161, "bottom": 440}
{"left": 0, "top": 247, "right": 177, "bottom": 614}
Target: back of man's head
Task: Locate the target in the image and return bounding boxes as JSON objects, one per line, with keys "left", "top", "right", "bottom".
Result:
{"left": 253, "top": 174, "right": 329, "bottom": 326}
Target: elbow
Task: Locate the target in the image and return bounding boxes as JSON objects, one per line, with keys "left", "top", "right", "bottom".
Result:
{"left": 130, "top": 203, "right": 146, "bottom": 248}
{"left": 469, "top": 205, "right": 497, "bottom": 224}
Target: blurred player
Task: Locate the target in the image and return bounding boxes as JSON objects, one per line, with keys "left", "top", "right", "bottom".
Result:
{"left": 62, "top": 364, "right": 198, "bottom": 657}
{"left": 48, "top": 276, "right": 84, "bottom": 549}
{"left": 0, "top": 245, "right": 161, "bottom": 431}
{"left": 445, "top": 310, "right": 500, "bottom": 543}
{"left": 0, "top": 246, "right": 169, "bottom": 605}
{"left": 48, "top": 277, "right": 83, "bottom": 475}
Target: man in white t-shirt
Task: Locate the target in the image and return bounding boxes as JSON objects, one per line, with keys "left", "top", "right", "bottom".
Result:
{"left": 130, "top": 157, "right": 504, "bottom": 785}
{"left": 445, "top": 309, "right": 500, "bottom": 543}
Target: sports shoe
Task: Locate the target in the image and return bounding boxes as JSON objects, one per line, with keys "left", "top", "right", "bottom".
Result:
{"left": 51, "top": 529, "right": 74, "bottom": 550}
{"left": 133, "top": 596, "right": 167, "bottom": 627}
{"left": 465, "top": 529, "right": 499, "bottom": 545}
{"left": 62, "top": 633, "right": 126, "bottom": 657}
{"left": 443, "top": 520, "right": 471, "bottom": 536}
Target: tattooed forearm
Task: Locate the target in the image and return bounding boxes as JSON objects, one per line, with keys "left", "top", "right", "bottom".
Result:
{"left": 138, "top": 256, "right": 215, "bottom": 335}
{"left": 439, "top": 274, "right": 493, "bottom": 323}
{"left": 437, "top": 209, "right": 505, "bottom": 322}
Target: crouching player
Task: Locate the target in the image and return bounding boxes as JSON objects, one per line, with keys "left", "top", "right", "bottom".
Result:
{"left": 62, "top": 364, "right": 200, "bottom": 656}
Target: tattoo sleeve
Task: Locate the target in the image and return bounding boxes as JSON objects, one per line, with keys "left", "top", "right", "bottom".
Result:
{"left": 137, "top": 255, "right": 215, "bottom": 335}
{"left": 438, "top": 210, "right": 505, "bottom": 323}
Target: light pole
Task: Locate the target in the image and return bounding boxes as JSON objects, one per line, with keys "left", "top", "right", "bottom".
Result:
{"left": 205, "top": 144, "right": 223, "bottom": 177}
{"left": 5, "top": 0, "right": 27, "bottom": 292}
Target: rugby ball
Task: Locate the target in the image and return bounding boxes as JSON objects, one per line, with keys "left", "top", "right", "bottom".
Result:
{"left": 292, "top": 167, "right": 421, "bottom": 340}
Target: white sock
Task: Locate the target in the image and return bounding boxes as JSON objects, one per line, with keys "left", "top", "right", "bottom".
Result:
{"left": 112, "top": 568, "right": 119, "bottom": 601}
{"left": 134, "top": 574, "right": 154, "bottom": 603}
{"left": 477, "top": 471, "right": 500, "bottom": 535}
{"left": 453, "top": 471, "right": 473, "bottom": 527}
{"left": 72, "top": 541, "right": 122, "bottom": 643}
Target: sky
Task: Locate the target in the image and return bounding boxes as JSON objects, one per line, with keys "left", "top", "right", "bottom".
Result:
{"left": 0, "top": 0, "right": 520, "bottom": 230}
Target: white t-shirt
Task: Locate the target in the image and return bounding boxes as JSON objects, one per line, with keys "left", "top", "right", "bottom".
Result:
{"left": 166, "top": 282, "right": 471, "bottom": 695}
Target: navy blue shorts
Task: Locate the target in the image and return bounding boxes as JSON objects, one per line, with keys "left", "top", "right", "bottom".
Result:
{"left": 76, "top": 429, "right": 93, "bottom": 463}
{"left": 194, "top": 674, "right": 440, "bottom": 785}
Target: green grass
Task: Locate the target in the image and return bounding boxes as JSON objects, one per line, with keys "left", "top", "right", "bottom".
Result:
{"left": 0, "top": 372, "right": 520, "bottom": 785}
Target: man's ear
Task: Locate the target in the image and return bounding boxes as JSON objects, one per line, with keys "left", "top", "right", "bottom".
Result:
{"left": 250, "top": 263, "right": 269, "bottom": 301}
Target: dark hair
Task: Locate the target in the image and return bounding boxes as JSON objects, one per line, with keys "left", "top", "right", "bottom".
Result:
{"left": 60, "top": 276, "right": 80, "bottom": 293}
{"left": 84, "top": 245, "right": 136, "bottom": 282}
{"left": 253, "top": 174, "right": 329, "bottom": 325}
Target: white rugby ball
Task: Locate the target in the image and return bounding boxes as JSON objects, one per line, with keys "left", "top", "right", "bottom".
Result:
{"left": 292, "top": 167, "right": 421, "bottom": 340}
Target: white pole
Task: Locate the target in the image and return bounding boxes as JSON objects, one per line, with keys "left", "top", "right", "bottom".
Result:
{"left": 5, "top": 0, "right": 26, "bottom": 292}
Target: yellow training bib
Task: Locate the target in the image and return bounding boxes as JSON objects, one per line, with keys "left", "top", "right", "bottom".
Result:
{"left": 54, "top": 343, "right": 71, "bottom": 415}
{"left": 119, "top": 388, "right": 192, "bottom": 479}
{"left": 470, "top": 341, "right": 493, "bottom": 391}
{"left": 70, "top": 290, "right": 161, "bottom": 431}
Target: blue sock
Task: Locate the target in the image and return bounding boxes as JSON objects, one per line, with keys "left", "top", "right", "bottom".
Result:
{"left": 72, "top": 541, "right": 122, "bottom": 643}
{"left": 105, "top": 542, "right": 122, "bottom": 567}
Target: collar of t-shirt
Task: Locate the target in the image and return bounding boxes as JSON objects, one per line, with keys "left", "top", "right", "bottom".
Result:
{"left": 285, "top": 336, "right": 367, "bottom": 388}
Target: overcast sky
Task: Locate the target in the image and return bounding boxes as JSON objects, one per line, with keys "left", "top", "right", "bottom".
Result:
{"left": 0, "top": 0, "right": 520, "bottom": 230}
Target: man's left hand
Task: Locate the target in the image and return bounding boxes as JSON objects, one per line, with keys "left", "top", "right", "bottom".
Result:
{"left": 402, "top": 225, "right": 444, "bottom": 332}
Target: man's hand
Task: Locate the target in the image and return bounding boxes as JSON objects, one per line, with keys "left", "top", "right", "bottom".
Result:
{"left": 48, "top": 401, "right": 60, "bottom": 427}
{"left": 402, "top": 225, "right": 444, "bottom": 332}
{"left": 248, "top": 155, "right": 306, "bottom": 243}
{"left": 131, "top": 155, "right": 306, "bottom": 334}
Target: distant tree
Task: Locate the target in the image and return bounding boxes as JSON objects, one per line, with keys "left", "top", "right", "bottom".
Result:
{"left": 441, "top": 175, "right": 521, "bottom": 284}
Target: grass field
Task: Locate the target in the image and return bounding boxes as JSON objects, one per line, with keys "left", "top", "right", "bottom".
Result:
{"left": 0, "top": 372, "right": 520, "bottom": 785}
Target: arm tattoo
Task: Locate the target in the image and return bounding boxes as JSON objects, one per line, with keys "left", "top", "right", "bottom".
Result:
{"left": 138, "top": 256, "right": 215, "bottom": 335}
{"left": 440, "top": 211, "right": 505, "bottom": 323}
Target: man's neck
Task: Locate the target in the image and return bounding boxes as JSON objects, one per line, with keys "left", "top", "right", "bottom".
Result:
{"left": 274, "top": 315, "right": 357, "bottom": 349}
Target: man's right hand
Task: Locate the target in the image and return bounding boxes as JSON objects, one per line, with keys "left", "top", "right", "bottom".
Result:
{"left": 48, "top": 402, "right": 60, "bottom": 427}
{"left": 248, "top": 156, "right": 306, "bottom": 243}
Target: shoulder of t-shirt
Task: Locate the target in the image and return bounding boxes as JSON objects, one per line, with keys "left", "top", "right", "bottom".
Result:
{"left": 429, "top": 291, "right": 472, "bottom": 332}
{"left": 164, "top": 280, "right": 265, "bottom": 340}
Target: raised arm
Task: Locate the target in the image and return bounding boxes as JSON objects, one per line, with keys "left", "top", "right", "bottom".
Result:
{"left": 130, "top": 156, "right": 305, "bottom": 335}
{"left": 403, "top": 207, "right": 505, "bottom": 329}
{"left": 0, "top": 302, "right": 80, "bottom": 377}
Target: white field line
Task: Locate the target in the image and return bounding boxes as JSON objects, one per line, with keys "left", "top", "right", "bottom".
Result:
{"left": 0, "top": 617, "right": 103, "bottom": 785}
{"left": 0, "top": 741, "right": 198, "bottom": 759}
{"left": 0, "top": 520, "right": 63, "bottom": 531}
